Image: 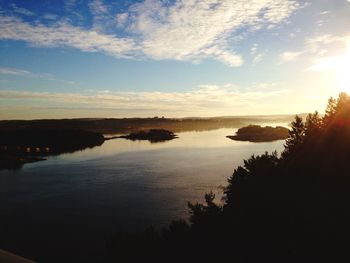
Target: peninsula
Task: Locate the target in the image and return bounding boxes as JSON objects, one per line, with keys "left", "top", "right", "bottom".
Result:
{"left": 0, "top": 128, "right": 105, "bottom": 170}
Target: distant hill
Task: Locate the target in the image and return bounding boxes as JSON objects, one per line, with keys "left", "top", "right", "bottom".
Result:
{"left": 0, "top": 115, "right": 299, "bottom": 134}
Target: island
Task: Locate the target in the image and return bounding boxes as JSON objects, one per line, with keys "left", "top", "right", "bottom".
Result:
{"left": 0, "top": 128, "right": 105, "bottom": 170}
{"left": 227, "top": 125, "right": 289, "bottom": 142}
{"left": 118, "top": 129, "right": 178, "bottom": 143}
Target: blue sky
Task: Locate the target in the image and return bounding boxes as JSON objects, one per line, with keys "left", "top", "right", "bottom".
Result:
{"left": 0, "top": 0, "right": 350, "bottom": 119}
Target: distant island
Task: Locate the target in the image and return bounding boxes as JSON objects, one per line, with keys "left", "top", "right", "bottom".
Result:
{"left": 227, "top": 125, "right": 289, "bottom": 142}
{"left": 0, "top": 128, "right": 105, "bottom": 170}
{"left": 118, "top": 129, "right": 178, "bottom": 143}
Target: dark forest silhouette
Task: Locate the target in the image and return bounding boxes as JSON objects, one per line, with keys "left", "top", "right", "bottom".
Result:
{"left": 107, "top": 93, "right": 350, "bottom": 263}
{"left": 0, "top": 129, "right": 104, "bottom": 169}
{"left": 0, "top": 115, "right": 298, "bottom": 134}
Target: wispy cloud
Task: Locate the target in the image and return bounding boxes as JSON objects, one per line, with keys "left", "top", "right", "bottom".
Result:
{"left": 279, "top": 51, "right": 303, "bottom": 63}
{"left": 250, "top": 44, "right": 266, "bottom": 65}
{"left": 304, "top": 34, "right": 348, "bottom": 55}
{"left": 122, "top": 0, "right": 299, "bottom": 66}
{"left": 0, "top": 16, "right": 139, "bottom": 59}
{"left": 0, "top": 67, "right": 33, "bottom": 76}
{"left": 43, "top": 13, "right": 58, "bottom": 20}
{"left": 65, "top": 0, "right": 77, "bottom": 11}
{"left": 0, "top": 0, "right": 300, "bottom": 67}
{"left": 279, "top": 33, "right": 350, "bottom": 66}
{"left": 0, "top": 84, "right": 290, "bottom": 117}
{"left": 0, "top": 67, "right": 76, "bottom": 85}
{"left": 88, "top": 0, "right": 115, "bottom": 33}
{"left": 9, "top": 3, "right": 35, "bottom": 16}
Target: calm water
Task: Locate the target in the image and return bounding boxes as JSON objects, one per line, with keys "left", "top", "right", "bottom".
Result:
{"left": 0, "top": 127, "right": 285, "bottom": 262}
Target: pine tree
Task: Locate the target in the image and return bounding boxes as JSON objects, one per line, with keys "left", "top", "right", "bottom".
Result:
{"left": 305, "top": 111, "right": 322, "bottom": 137}
{"left": 323, "top": 97, "right": 337, "bottom": 126}
{"left": 283, "top": 115, "right": 305, "bottom": 155}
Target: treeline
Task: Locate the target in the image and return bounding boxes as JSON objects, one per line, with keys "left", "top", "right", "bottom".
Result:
{"left": 0, "top": 129, "right": 104, "bottom": 155}
{"left": 0, "top": 115, "right": 296, "bottom": 134}
{"left": 107, "top": 93, "right": 350, "bottom": 262}
{"left": 0, "top": 129, "right": 104, "bottom": 169}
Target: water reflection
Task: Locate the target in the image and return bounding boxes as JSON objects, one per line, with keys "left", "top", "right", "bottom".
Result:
{"left": 26, "top": 126, "right": 286, "bottom": 168}
{"left": 0, "top": 127, "right": 286, "bottom": 262}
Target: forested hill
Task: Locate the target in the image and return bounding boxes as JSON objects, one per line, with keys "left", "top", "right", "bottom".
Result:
{"left": 107, "top": 93, "right": 350, "bottom": 263}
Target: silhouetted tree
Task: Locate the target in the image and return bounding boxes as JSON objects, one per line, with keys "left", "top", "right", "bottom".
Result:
{"left": 282, "top": 115, "right": 304, "bottom": 157}
{"left": 108, "top": 92, "right": 350, "bottom": 263}
{"left": 305, "top": 111, "right": 322, "bottom": 135}
{"left": 324, "top": 96, "right": 337, "bottom": 124}
{"left": 287, "top": 115, "right": 305, "bottom": 145}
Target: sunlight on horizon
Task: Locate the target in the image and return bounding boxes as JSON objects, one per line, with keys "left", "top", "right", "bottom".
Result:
{"left": 308, "top": 39, "right": 350, "bottom": 98}
{"left": 337, "top": 43, "right": 350, "bottom": 94}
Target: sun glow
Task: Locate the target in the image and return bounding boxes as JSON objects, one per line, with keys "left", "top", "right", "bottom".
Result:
{"left": 308, "top": 42, "right": 350, "bottom": 94}
{"left": 336, "top": 43, "right": 350, "bottom": 93}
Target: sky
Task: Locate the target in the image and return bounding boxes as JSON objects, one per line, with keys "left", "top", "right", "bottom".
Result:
{"left": 0, "top": 0, "right": 350, "bottom": 119}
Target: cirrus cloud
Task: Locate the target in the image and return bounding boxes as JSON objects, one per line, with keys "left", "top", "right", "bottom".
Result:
{"left": 0, "top": 0, "right": 300, "bottom": 67}
{"left": 0, "top": 66, "right": 76, "bottom": 85}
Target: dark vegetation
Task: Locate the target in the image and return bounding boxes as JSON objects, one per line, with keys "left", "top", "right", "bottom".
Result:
{"left": 0, "top": 154, "right": 45, "bottom": 170}
{"left": 0, "top": 129, "right": 104, "bottom": 169}
{"left": 118, "top": 129, "right": 177, "bottom": 142}
{"left": 0, "top": 115, "right": 297, "bottom": 134}
{"left": 227, "top": 125, "right": 289, "bottom": 142}
{"left": 107, "top": 93, "right": 350, "bottom": 263}
{"left": 0, "top": 127, "right": 178, "bottom": 169}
